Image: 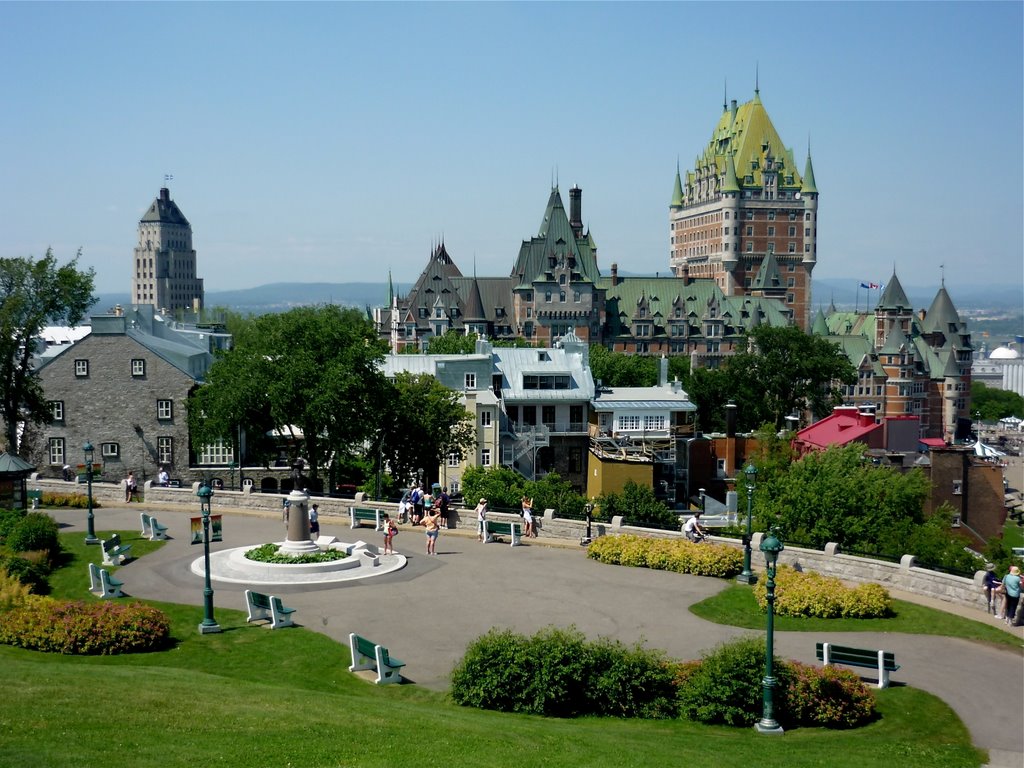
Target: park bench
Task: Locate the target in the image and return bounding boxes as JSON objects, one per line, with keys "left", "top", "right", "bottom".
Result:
{"left": 815, "top": 642, "right": 900, "bottom": 689}
{"left": 139, "top": 512, "right": 169, "bottom": 541}
{"left": 483, "top": 519, "right": 522, "bottom": 546}
{"left": 98, "top": 567, "right": 124, "bottom": 599}
{"left": 27, "top": 489, "right": 42, "bottom": 509}
{"left": 87, "top": 562, "right": 103, "bottom": 594}
{"left": 101, "top": 534, "right": 132, "bottom": 566}
{"left": 348, "top": 632, "right": 405, "bottom": 685}
{"left": 350, "top": 506, "right": 383, "bottom": 531}
{"left": 244, "top": 589, "right": 296, "bottom": 629}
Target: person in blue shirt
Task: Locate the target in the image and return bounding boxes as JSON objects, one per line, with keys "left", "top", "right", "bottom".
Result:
{"left": 982, "top": 563, "right": 1003, "bottom": 616}
{"left": 1001, "top": 565, "right": 1021, "bottom": 626}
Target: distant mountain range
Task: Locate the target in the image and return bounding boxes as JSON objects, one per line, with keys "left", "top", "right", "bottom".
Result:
{"left": 91, "top": 277, "right": 1022, "bottom": 318}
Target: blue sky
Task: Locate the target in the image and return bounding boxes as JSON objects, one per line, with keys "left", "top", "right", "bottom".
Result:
{"left": 2, "top": 1, "right": 1021, "bottom": 299}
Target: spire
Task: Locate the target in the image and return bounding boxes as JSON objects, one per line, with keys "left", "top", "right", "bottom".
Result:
{"left": 388, "top": 270, "right": 394, "bottom": 306}
{"left": 671, "top": 163, "right": 684, "bottom": 207}
{"left": 721, "top": 153, "right": 740, "bottom": 193}
{"left": 877, "top": 271, "right": 911, "bottom": 312}
{"left": 754, "top": 63, "right": 760, "bottom": 99}
{"left": 723, "top": 79, "right": 728, "bottom": 112}
{"left": 801, "top": 151, "right": 818, "bottom": 195}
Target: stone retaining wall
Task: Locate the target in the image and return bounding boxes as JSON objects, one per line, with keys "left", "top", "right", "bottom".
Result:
{"left": 31, "top": 475, "right": 988, "bottom": 612}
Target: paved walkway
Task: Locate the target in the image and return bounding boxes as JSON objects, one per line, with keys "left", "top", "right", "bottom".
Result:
{"left": 55, "top": 502, "right": 1024, "bottom": 767}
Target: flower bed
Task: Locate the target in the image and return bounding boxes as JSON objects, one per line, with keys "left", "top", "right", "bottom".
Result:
{"left": 587, "top": 534, "right": 743, "bottom": 578}
{"left": 754, "top": 565, "right": 892, "bottom": 618}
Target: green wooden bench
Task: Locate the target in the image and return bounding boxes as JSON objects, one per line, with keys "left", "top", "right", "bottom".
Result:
{"left": 27, "top": 489, "right": 42, "bottom": 509}
{"left": 350, "top": 507, "right": 383, "bottom": 531}
{"left": 348, "top": 632, "right": 405, "bottom": 685}
{"left": 140, "top": 512, "right": 168, "bottom": 541}
{"left": 87, "top": 562, "right": 103, "bottom": 594}
{"left": 98, "top": 567, "right": 124, "bottom": 599}
{"left": 244, "top": 589, "right": 295, "bottom": 629}
{"left": 484, "top": 519, "right": 522, "bottom": 547}
{"left": 815, "top": 642, "right": 900, "bottom": 689}
{"left": 101, "top": 534, "right": 132, "bottom": 566}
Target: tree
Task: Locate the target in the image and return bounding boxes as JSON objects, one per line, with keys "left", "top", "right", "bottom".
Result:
{"left": 427, "top": 330, "right": 478, "bottom": 355}
{"left": 0, "top": 250, "right": 96, "bottom": 453}
{"left": 588, "top": 345, "right": 657, "bottom": 387}
{"left": 721, "top": 326, "right": 855, "bottom": 430}
{"left": 971, "top": 381, "right": 1024, "bottom": 421}
{"left": 598, "top": 480, "right": 678, "bottom": 529}
{"left": 188, "top": 306, "right": 390, "bottom": 481}
{"left": 379, "top": 371, "right": 476, "bottom": 488}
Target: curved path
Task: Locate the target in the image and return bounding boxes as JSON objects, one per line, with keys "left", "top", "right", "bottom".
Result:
{"left": 55, "top": 504, "right": 1023, "bottom": 767}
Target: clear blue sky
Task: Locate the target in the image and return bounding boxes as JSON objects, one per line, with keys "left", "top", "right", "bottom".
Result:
{"left": 2, "top": 1, "right": 1021, "bottom": 299}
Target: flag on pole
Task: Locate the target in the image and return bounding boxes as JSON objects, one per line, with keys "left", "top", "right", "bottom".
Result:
{"left": 860, "top": 282, "right": 882, "bottom": 290}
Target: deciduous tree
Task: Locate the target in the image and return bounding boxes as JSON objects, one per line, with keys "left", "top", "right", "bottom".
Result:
{"left": 0, "top": 250, "right": 96, "bottom": 453}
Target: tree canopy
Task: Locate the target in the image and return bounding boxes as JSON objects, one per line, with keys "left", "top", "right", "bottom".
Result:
{"left": 0, "top": 250, "right": 96, "bottom": 453}
{"left": 971, "top": 381, "right": 1023, "bottom": 421}
{"left": 587, "top": 345, "right": 689, "bottom": 388}
{"left": 427, "top": 330, "right": 478, "bottom": 355}
{"left": 379, "top": 371, "right": 476, "bottom": 488}
{"left": 188, "top": 305, "right": 390, "bottom": 479}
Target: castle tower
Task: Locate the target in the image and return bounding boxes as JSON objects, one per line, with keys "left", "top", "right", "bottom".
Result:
{"left": 669, "top": 90, "right": 816, "bottom": 329}
{"left": 132, "top": 187, "right": 205, "bottom": 312}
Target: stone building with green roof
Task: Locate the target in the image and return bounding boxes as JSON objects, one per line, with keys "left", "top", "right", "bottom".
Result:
{"left": 376, "top": 183, "right": 796, "bottom": 366}
{"left": 814, "top": 271, "right": 973, "bottom": 440}
{"left": 669, "top": 89, "right": 818, "bottom": 331}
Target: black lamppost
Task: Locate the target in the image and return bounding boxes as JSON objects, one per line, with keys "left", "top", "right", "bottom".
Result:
{"left": 197, "top": 483, "right": 221, "bottom": 634}
{"left": 737, "top": 464, "right": 758, "bottom": 584}
{"left": 756, "top": 528, "right": 785, "bottom": 735}
{"left": 83, "top": 441, "right": 98, "bottom": 545}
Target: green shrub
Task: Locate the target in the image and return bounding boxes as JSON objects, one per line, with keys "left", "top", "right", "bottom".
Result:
{"left": 0, "top": 508, "right": 26, "bottom": 542}
{"left": 6, "top": 512, "right": 61, "bottom": 561}
{"left": 0, "top": 555, "right": 50, "bottom": 594}
{"left": 39, "top": 492, "right": 98, "bottom": 509}
{"left": 781, "top": 661, "right": 877, "bottom": 728}
{"left": 587, "top": 534, "right": 743, "bottom": 578}
{"left": 244, "top": 543, "right": 347, "bottom": 564}
{"left": 0, "top": 596, "right": 171, "bottom": 655}
{"left": 753, "top": 566, "right": 892, "bottom": 618}
{"left": 0, "top": 567, "right": 32, "bottom": 611}
{"left": 450, "top": 626, "right": 677, "bottom": 719}
{"left": 676, "top": 636, "right": 769, "bottom": 726}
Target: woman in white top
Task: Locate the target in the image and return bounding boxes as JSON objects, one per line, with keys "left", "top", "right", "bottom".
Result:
{"left": 521, "top": 496, "right": 535, "bottom": 538}
{"left": 475, "top": 498, "right": 488, "bottom": 542}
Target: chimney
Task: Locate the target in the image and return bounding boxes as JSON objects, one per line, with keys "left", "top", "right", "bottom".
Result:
{"left": 569, "top": 185, "right": 583, "bottom": 238}
{"left": 160, "top": 188, "right": 170, "bottom": 202}
{"left": 611, "top": 262, "right": 619, "bottom": 287}
{"left": 659, "top": 355, "right": 668, "bottom": 387}
{"left": 724, "top": 401, "right": 738, "bottom": 478}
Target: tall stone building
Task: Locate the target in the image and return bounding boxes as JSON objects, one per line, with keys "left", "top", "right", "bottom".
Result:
{"left": 131, "top": 187, "right": 205, "bottom": 312}
{"left": 669, "top": 89, "right": 818, "bottom": 329}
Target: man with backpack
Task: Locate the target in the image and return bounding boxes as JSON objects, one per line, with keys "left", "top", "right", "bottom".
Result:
{"left": 411, "top": 484, "right": 424, "bottom": 525}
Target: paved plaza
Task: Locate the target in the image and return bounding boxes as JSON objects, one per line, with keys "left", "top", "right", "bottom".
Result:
{"left": 52, "top": 502, "right": 1024, "bottom": 767}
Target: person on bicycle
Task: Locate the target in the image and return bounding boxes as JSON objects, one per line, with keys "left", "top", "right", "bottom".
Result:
{"left": 683, "top": 511, "right": 706, "bottom": 542}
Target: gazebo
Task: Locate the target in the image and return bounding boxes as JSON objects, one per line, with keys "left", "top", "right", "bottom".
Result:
{"left": 0, "top": 453, "right": 36, "bottom": 511}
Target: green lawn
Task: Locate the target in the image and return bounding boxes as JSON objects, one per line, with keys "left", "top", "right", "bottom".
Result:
{"left": 0, "top": 530, "right": 990, "bottom": 768}
{"left": 691, "top": 583, "right": 1021, "bottom": 649}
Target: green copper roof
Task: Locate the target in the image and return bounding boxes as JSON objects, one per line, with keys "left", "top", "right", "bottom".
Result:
{"left": 921, "top": 284, "right": 961, "bottom": 336}
{"left": 671, "top": 169, "right": 684, "bottom": 207}
{"left": 721, "top": 153, "right": 740, "bottom": 193}
{"left": 511, "top": 186, "right": 600, "bottom": 285}
{"left": 811, "top": 307, "right": 830, "bottom": 336}
{"left": 877, "top": 272, "right": 911, "bottom": 312}
{"left": 801, "top": 153, "right": 818, "bottom": 195}
{"left": 751, "top": 251, "right": 783, "bottom": 291}
{"left": 879, "top": 322, "right": 911, "bottom": 354}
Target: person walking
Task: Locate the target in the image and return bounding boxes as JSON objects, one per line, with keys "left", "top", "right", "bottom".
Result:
{"left": 124, "top": 471, "right": 137, "bottom": 503}
{"left": 439, "top": 486, "right": 451, "bottom": 529}
{"left": 475, "top": 498, "right": 488, "bottom": 542}
{"left": 411, "top": 484, "right": 424, "bottom": 525}
{"left": 423, "top": 506, "right": 442, "bottom": 556}
{"left": 1001, "top": 565, "right": 1021, "bottom": 626}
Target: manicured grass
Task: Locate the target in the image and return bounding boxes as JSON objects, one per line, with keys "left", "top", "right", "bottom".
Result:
{"left": 691, "top": 583, "right": 1021, "bottom": 648}
{"left": 0, "top": 531, "right": 989, "bottom": 768}
{"left": 46, "top": 529, "right": 165, "bottom": 597}
{"left": 1003, "top": 517, "right": 1024, "bottom": 550}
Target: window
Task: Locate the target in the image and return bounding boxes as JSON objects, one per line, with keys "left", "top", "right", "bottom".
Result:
{"left": 131, "top": 359, "right": 146, "bottom": 377}
{"left": 157, "top": 436, "right": 173, "bottom": 465}
{"left": 618, "top": 415, "right": 641, "bottom": 431}
{"left": 447, "top": 453, "right": 460, "bottom": 468}
{"left": 788, "top": 243, "right": 796, "bottom": 253}
{"left": 559, "top": 291, "right": 566, "bottom": 302}
{"left": 788, "top": 226, "right": 796, "bottom": 237}
{"left": 573, "top": 290, "right": 581, "bottom": 302}
{"left": 481, "top": 448, "right": 492, "bottom": 467}
{"left": 199, "top": 440, "right": 234, "bottom": 465}
{"left": 48, "top": 437, "right": 65, "bottom": 466}
{"left": 644, "top": 415, "right": 666, "bottom": 431}
{"left": 50, "top": 401, "right": 64, "bottom": 421}
{"left": 746, "top": 226, "right": 753, "bottom": 236}
{"left": 464, "top": 373, "right": 476, "bottom": 390}
{"left": 768, "top": 211, "right": 776, "bottom": 221}
{"left": 480, "top": 411, "right": 492, "bottom": 427}
{"left": 767, "top": 226, "right": 775, "bottom": 236}
{"left": 101, "top": 442, "right": 120, "bottom": 458}
{"left": 544, "top": 291, "right": 552, "bottom": 302}
{"left": 74, "top": 359, "right": 89, "bottom": 377}
{"left": 157, "top": 399, "right": 173, "bottom": 419}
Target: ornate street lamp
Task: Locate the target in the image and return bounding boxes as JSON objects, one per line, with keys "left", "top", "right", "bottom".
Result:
{"left": 756, "top": 528, "right": 785, "bottom": 735}
{"left": 83, "top": 441, "right": 98, "bottom": 545}
{"left": 737, "top": 464, "right": 758, "bottom": 584}
{"left": 197, "top": 483, "right": 221, "bottom": 634}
